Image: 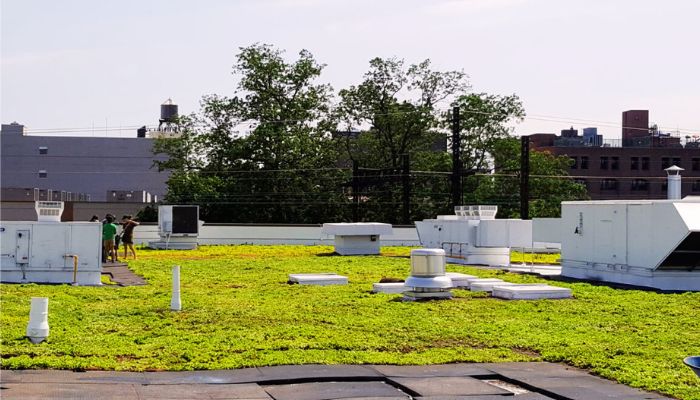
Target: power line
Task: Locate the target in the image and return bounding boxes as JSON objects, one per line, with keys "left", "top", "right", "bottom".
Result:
{"left": 18, "top": 107, "right": 700, "bottom": 135}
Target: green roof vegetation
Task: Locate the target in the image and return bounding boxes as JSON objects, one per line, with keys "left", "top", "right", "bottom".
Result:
{"left": 1, "top": 245, "right": 698, "bottom": 399}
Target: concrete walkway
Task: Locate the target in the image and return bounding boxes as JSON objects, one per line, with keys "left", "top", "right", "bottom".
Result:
{"left": 0, "top": 362, "right": 670, "bottom": 399}
{"left": 101, "top": 263, "right": 146, "bottom": 286}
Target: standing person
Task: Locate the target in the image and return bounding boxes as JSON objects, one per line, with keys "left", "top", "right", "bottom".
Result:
{"left": 100, "top": 216, "right": 108, "bottom": 263}
{"left": 120, "top": 215, "right": 140, "bottom": 260}
{"left": 102, "top": 215, "right": 119, "bottom": 263}
{"left": 90, "top": 215, "right": 104, "bottom": 263}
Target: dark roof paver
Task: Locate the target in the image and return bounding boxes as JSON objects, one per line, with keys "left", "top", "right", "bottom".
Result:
{"left": 369, "top": 364, "right": 493, "bottom": 378}
{"left": 262, "top": 381, "right": 409, "bottom": 400}
{"left": 387, "top": 376, "right": 511, "bottom": 397}
{"left": 256, "top": 364, "right": 382, "bottom": 383}
{"left": 135, "top": 383, "right": 271, "bottom": 399}
{"left": 0, "top": 383, "right": 140, "bottom": 400}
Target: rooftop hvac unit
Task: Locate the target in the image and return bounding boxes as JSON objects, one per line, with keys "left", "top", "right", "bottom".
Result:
{"left": 533, "top": 197, "right": 700, "bottom": 291}
{"left": 159, "top": 205, "right": 199, "bottom": 237}
{"left": 1, "top": 202, "right": 102, "bottom": 285}
{"left": 562, "top": 198, "right": 700, "bottom": 291}
{"left": 149, "top": 205, "right": 200, "bottom": 250}
{"left": 416, "top": 205, "right": 533, "bottom": 266}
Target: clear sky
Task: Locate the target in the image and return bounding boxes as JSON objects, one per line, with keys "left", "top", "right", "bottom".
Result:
{"left": 2, "top": 0, "right": 699, "bottom": 139}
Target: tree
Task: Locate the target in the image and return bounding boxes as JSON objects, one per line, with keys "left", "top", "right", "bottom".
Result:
{"left": 154, "top": 44, "right": 345, "bottom": 223}
{"left": 337, "top": 58, "right": 469, "bottom": 169}
{"left": 468, "top": 137, "right": 589, "bottom": 218}
{"left": 453, "top": 93, "right": 526, "bottom": 172}
{"left": 333, "top": 58, "right": 468, "bottom": 223}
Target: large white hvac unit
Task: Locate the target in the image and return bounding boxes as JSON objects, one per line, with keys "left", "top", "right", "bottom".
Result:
{"left": 148, "top": 205, "right": 200, "bottom": 250}
{"left": 0, "top": 202, "right": 102, "bottom": 285}
{"left": 415, "top": 206, "right": 533, "bottom": 266}
{"left": 533, "top": 197, "right": 700, "bottom": 291}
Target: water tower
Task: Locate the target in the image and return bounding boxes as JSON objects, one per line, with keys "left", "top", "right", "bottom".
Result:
{"left": 158, "top": 98, "right": 179, "bottom": 132}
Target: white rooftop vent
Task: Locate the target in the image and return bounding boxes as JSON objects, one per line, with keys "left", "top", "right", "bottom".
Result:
{"left": 35, "top": 201, "right": 64, "bottom": 222}
{"left": 404, "top": 248, "right": 452, "bottom": 300}
{"left": 454, "top": 205, "right": 498, "bottom": 220}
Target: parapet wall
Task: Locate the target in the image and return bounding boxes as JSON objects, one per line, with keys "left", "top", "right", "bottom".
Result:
{"left": 133, "top": 224, "right": 420, "bottom": 246}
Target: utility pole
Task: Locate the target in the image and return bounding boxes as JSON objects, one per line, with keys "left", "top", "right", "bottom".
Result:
{"left": 401, "top": 153, "right": 410, "bottom": 225}
{"left": 451, "top": 106, "right": 461, "bottom": 208}
{"left": 352, "top": 160, "right": 360, "bottom": 222}
{"left": 520, "top": 135, "right": 530, "bottom": 220}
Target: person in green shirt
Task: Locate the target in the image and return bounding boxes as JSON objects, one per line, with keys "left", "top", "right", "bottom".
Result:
{"left": 102, "top": 215, "right": 119, "bottom": 263}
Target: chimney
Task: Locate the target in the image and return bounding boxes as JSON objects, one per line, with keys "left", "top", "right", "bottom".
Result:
{"left": 665, "top": 166, "right": 684, "bottom": 200}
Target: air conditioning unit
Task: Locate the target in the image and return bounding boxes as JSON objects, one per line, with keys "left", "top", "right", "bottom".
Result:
{"left": 158, "top": 205, "right": 199, "bottom": 237}
{"left": 0, "top": 202, "right": 101, "bottom": 285}
{"left": 149, "top": 205, "right": 200, "bottom": 250}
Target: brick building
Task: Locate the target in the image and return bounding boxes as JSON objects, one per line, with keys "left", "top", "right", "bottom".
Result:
{"left": 531, "top": 110, "right": 700, "bottom": 200}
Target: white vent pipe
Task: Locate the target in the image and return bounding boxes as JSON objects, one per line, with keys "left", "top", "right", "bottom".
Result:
{"left": 665, "top": 166, "right": 684, "bottom": 200}
{"left": 26, "top": 297, "right": 49, "bottom": 344}
{"left": 171, "top": 265, "right": 181, "bottom": 311}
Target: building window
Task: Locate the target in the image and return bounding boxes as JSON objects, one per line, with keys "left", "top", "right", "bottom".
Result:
{"left": 661, "top": 157, "right": 671, "bottom": 169}
{"left": 570, "top": 156, "right": 578, "bottom": 169}
{"left": 38, "top": 170, "right": 47, "bottom": 178}
{"left": 631, "top": 179, "right": 649, "bottom": 191}
{"left": 693, "top": 158, "right": 700, "bottom": 171}
{"left": 39, "top": 146, "right": 48, "bottom": 155}
{"left": 672, "top": 157, "right": 681, "bottom": 168}
{"left": 662, "top": 181, "right": 668, "bottom": 192}
{"left": 611, "top": 156, "right": 619, "bottom": 170}
{"left": 600, "top": 178, "right": 618, "bottom": 190}
{"left": 580, "top": 156, "right": 589, "bottom": 169}
{"left": 641, "top": 157, "right": 650, "bottom": 170}
{"left": 693, "top": 180, "right": 700, "bottom": 192}
{"left": 600, "top": 156, "right": 609, "bottom": 170}
{"left": 631, "top": 157, "right": 639, "bottom": 170}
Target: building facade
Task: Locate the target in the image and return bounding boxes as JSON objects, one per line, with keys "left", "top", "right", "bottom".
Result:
{"left": 531, "top": 110, "right": 700, "bottom": 200}
{"left": 1, "top": 123, "right": 170, "bottom": 202}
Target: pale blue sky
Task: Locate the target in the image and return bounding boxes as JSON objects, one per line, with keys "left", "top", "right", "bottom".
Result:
{"left": 2, "top": 0, "right": 699, "bottom": 138}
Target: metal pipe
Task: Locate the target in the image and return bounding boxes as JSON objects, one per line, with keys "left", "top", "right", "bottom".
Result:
{"left": 64, "top": 254, "right": 78, "bottom": 284}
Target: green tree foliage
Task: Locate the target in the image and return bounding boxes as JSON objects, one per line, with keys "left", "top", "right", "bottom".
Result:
{"left": 453, "top": 93, "right": 526, "bottom": 171}
{"left": 154, "top": 45, "right": 583, "bottom": 223}
{"left": 154, "top": 44, "right": 346, "bottom": 223}
{"left": 337, "top": 57, "right": 468, "bottom": 169}
{"left": 468, "top": 137, "right": 589, "bottom": 218}
{"left": 335, "top": 58, "right": 468, "bottom": 223}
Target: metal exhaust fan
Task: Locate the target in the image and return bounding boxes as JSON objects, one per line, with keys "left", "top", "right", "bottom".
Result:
{"left": 404, "top": 248, "right": 453, "bottom": 300}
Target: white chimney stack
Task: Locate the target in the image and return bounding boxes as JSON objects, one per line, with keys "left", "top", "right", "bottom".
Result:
{"left": 665, "top": 165, "right": 684, "bottom": 200}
